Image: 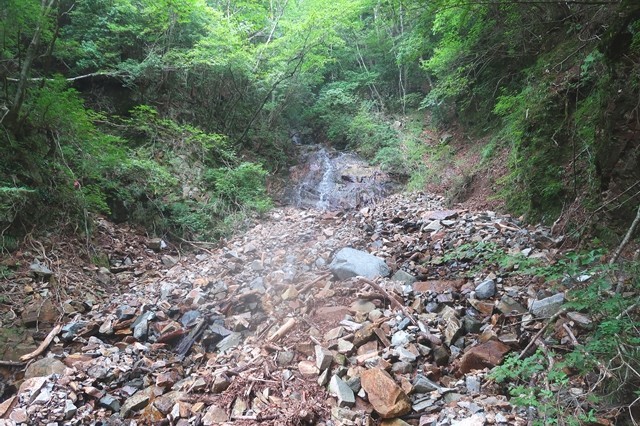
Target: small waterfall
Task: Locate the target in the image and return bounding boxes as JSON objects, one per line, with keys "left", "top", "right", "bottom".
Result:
{"left": 286, "top": 145, "right": 397, "bottom": 211}
{"left": 316, "top": 149, "right": 336, "bottom": 210}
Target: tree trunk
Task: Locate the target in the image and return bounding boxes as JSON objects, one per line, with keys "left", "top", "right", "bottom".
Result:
{"left": 4, "top": 0, "right": 57, "bottom": 130}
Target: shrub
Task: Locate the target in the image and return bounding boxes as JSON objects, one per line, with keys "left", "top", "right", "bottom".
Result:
{"left": 205, "top": 162, "right": 272, "bottom": 214}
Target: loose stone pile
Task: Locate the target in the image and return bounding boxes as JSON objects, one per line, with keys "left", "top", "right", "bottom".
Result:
{"left": 0, "top": 192, "right": 592, "bottom": 425}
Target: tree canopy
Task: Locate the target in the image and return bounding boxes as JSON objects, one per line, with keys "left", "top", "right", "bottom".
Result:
{"left": 1, "top": 0, "right": 639, "bottom": 238}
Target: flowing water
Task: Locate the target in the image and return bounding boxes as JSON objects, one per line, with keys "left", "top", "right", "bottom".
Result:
{"left": 286, "top": 145, "right": 397, "bottom": 211}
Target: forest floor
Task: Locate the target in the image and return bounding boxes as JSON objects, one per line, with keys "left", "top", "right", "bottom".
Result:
{"left": 1, "top": 183, "right": 619, "bottom": 426}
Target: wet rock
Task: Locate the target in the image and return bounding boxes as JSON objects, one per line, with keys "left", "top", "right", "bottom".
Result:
{"left": 474, "top": 279, "right": 496, "bottom": 299}
{"left": 361, "top": 368, "right": 411, "bottom": 418}
{"left": 329, "top": 375, "right": 355, "bottom": 407}
{"left": 24, "top": 358, "right": 66, "bottom": 379}
{"left": 459, "top": 341, "right": 511, "bottom": 374}
{"left": 530, "top": 293, "right": 565, "bottom": 317}
{"left": 329, "top": 247, "right": 390, "bottom": 280}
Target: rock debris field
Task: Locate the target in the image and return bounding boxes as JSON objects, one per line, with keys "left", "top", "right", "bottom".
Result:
{"left": 0, "top": 192, "right": 589, "bottom": 426}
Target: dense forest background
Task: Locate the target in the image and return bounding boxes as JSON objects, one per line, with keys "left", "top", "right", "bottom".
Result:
{"left": 1, "top": 0, "right": 639, "bottom": 243}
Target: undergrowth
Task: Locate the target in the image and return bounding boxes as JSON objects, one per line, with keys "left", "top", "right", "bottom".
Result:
{"left": 485, "top": 247, "right": 640, "bottom": 425}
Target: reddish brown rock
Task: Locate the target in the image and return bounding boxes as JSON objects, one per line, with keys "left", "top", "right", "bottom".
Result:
{"left": 361, "top": 368, "right": 411, "bottom": 418}
{"left": 315, "top": 306, "right": 351, "bottom": 322}
{"left": 459, "top": 340, "right": 511, "bottom": 374}
{"left": 413, "top": 280, "right": 463, "bottom": 293}
{"left": 468, "top": 298, "right": 495, "bottom": 316}
{"left": 63, "top": 354, "right": 95, "bottom": 368}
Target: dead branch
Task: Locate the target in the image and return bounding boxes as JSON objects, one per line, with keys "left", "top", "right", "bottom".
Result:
{"left": 0, "top": 360, "right": 26, "bottom": 367}
{"left": 20, "top": 323, "right": 62, "bottom": 362}
{"left": 359, "top": 277, "right": 409, "bottom": 320}
{"left": 297, "top": 272, "right": 331, "bottom": 293}
{"left": 518, "top": 307, "right": 567, "bottom": 360}
{"left": 268, "top": 318, "right": 297, "bottom": 342}
{"left": 611, "top": 202, "right": 640, "bottom": 267}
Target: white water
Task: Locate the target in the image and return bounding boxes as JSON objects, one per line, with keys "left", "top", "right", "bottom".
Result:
{"left": 288, "top": 145, "right": 395, "bottom": 211}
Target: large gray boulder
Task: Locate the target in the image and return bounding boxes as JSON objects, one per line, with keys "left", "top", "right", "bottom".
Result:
{"left": 329, "top": 248, "right": 390, "bottom": 280}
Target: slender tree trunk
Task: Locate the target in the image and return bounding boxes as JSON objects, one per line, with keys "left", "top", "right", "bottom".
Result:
{"left": 238, "top": 53, "right": 305, "bottom": 146}
{"left": 5, "top": 0, "right": 57, "bottom": 130}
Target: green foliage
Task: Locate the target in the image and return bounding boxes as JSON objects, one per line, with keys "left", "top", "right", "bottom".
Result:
{"left": 489, "top": 250, "right": 640, "bottom": 424}
{"left": 205, "top": 162, "right": 272, "bottom": 214}
{"left": 0, "top": 187, "right": 34, "bottom": 224}
{"left": 491, "top": 350, "right": 596, "bottom": 425}
{"left": 347, "top": 103, "right": 397, "bottom": 158}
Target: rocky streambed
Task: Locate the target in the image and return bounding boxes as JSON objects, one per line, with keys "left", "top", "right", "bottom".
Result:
{"left": 0, "top": 189, "right": 593, "bottom": 426}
